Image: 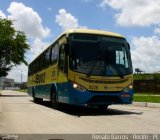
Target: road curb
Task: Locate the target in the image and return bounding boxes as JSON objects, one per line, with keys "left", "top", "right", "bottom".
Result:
{"left": 133, "top": 102, "right": 160, "bottom": 108}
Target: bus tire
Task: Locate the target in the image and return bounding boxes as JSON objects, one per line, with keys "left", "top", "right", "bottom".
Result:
{"left": 32, "top": 88, "right": 42, "bottom": 103}
{"left": 97, "top": 105, "right": 109, "bottom": 110}
{"left": 50, "top": 86, "right": 59, "bottom": 109}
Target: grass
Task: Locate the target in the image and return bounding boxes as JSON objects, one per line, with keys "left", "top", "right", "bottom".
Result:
{"left": 135, "top": 92, "right": 160, "bottom": 95}
{"left": 133, "top": 94, "right": 160, "bottom": 103}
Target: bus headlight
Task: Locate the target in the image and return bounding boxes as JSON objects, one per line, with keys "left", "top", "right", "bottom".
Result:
{"left": 121, "top": 84, "right": 133, "bottom": 98}
{"left": 72, "top": 82, "right": 87, "bottom": 92}
{"left": 123, "top": 84, "right": 133, "bottom": 93}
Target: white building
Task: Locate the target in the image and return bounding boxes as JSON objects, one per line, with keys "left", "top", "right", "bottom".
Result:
{"left": 0, "top": 77, "right": 14, "bottom": 89}
{"left": 0, "top": 77, "right": 4, "bottom": 90}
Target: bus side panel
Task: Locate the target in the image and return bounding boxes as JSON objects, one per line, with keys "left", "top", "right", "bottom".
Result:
{"left": 27, "top": 86, "right": 33, "bottom": 96}
{"left": 56, "top": 70, "right": 69, "bottom": 103}
{"left": 56, "top": 82, "right": 72, "bottom": 103}
{"left": 34, "top": 84, "right": 51, "bottom": 100}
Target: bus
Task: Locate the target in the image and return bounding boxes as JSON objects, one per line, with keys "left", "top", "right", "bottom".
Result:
{"left": 27, "top": 29, "right": 133, "bottom": 109}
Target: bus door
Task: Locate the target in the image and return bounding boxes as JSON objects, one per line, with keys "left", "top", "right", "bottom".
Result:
{"left": 57, "top": 45, "right": 68, "bottom": 102}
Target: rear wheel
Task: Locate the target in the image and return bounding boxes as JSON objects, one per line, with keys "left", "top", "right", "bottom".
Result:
{"left": 33, "top": 97, "right": 43, "bottom": 103}
{"left": 97, "top": 105, "right": 109, "bottom": 110}
{"left": 32, "top": 89, "right": 43, "bottom": 103}
{"left": 51, "top": 86, "right": 59, "bottom": 109}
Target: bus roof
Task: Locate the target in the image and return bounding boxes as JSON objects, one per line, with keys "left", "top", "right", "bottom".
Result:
{"left": 63, "top": 29, "right": 124, "bottom": 38}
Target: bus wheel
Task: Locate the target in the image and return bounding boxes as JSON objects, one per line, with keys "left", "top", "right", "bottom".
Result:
{"left": 97, "top": 105, "right": 109, "bottom": 110}
{"left": 32, "top": 89, "right": 42, "bottom": 103}
{"left": 51, "top": 86, "right": 59, "bottom": 109}
{"left": 33, "top": 97, "right": 43, "bottom": 103}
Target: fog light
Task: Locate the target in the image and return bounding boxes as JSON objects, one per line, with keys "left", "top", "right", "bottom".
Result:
{"left": 123, "top": 84, "right": 133, "bottom": 93}
{"left": 121, "top": 93, "right": 131, "bottom": 98}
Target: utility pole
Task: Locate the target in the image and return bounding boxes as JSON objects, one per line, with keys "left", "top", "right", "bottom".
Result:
{"left": 21, "top": 70, "right": 23, "bottom": 84}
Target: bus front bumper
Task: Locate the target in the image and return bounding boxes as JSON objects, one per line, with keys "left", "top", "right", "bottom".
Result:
{"left": 58, "top": 83, "right": 134, "bottom": 106}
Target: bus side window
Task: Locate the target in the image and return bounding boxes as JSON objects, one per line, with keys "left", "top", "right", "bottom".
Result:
{"left": 59, "top": 45, "right": 65, "bottom": 71}
{"left": 39, "top": 54, "right": 45, "bottom": 70}
{"left": 51, "top": 43, "right": 58, "bottom": 64}
{"left": 44, "top": 49, "right": 51, "bottom": 68}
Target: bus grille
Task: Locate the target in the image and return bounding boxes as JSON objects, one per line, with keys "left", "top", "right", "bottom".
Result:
{"left": 87, "top": 96, "right": 122, "bottom": 104}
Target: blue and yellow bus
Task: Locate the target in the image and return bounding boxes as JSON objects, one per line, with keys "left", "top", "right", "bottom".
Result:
{"left": 27, "top": 29, "right": 133, "bottom": 109}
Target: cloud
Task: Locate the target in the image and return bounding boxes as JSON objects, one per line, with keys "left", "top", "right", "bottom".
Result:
{"left": 28, "top": 38, "right": 49, "bottom": 62}
{"left": 0, "top": 10, "right": 6, "bottom": 18}
{"left": 47, "top": 8, "right": 52, "bottom": 12}
{"left": 154, "top": 27, "right": 160, "bottom": 35}
{"left": 55, "top": 9, "right": 87, "bottom": 30}
{"left": 100, "top": 0, "right": 160, "bottom": 27}
{"left": 7, "top": 2, "right": 50, "bottom": 39}
{"left": 131, "top": 36, "right": 160, "bottom": 72}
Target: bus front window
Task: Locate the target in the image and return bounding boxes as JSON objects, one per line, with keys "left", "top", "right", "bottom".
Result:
{"left": 69, "top": 34, "right": 132, "bottom": 77}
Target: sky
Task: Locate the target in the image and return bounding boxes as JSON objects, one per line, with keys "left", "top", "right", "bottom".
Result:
{"left": 1, "top": 0, "right": 160, "bottom": 82}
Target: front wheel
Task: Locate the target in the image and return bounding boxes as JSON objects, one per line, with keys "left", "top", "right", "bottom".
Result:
{"left": 51, "top": 86, "right": 59, "bottom": 109}
{"left": 32, "top": 88, "right": 42, "bottom": 103}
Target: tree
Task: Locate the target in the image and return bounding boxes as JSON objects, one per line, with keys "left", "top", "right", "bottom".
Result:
{"left": 0, "top": 17, "right": 30, "bottom": 77}
{"left": 135, "top": 68, "right": 143, "bottom": 74}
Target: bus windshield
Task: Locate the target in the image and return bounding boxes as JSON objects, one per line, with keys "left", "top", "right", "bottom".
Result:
{"left": 69, "top": 34, "right": 132, "bottom": 77}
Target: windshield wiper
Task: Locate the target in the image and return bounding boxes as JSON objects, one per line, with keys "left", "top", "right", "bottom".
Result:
{"left": 106, "top": 64, "right": 124, "bottom": 79}
{"left": 119, "top": 73, "right": 124, "bottom": 79}
{"left": 117, "top": 67, "right": 125, "bottom": 79}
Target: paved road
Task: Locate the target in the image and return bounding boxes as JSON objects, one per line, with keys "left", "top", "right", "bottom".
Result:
{"left": 0, "top": 90, "right": 160, "bottom": 135}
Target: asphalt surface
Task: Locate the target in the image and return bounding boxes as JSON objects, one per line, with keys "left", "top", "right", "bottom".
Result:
{"left": 0, "top": 90, "right": 160, "bottom": 135}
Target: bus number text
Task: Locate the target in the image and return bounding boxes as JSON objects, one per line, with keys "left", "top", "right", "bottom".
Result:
{"left": 89, "top": 85, "right": 98, "bottom": 90}
{"left": 35, "top": 72, "right": 46, "bottom": 83}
